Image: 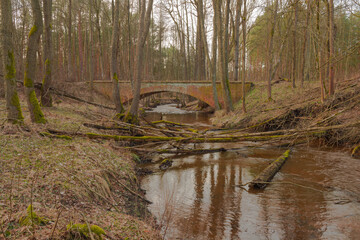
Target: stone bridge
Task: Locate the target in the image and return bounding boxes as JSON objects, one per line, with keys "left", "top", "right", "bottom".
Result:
{"left": 93, "top": 81, "right": 254, "bottom": 108}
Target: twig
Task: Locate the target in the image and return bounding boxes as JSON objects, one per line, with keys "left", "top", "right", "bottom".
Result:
{"left": 50, "top": 209, "right": 62, "bottom": 239}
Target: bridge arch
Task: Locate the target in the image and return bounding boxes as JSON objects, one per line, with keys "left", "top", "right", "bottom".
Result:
{"left": 93, "top": 81, "right": 254, "bottom": 108}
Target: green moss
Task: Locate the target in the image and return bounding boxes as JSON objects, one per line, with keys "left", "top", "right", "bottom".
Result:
{"left": 19, "top": 204, "right": 49, "bottom": 226}
{"left": 29, "top": 25, "right": 37, "bottom": 37}
{"left": 186, "top": 128, "right": 198, "bottom": 133}
{"left": 124, "top": 113, "right": 139, "bottom": 125}
{"left": 29, "top": 90, "right": 47, "bottom": 123}
{"left": 159, "top": 158, "right": 173, "bottom": 170}
{"left": 113, "top": 72, "right": 119, "bottom": 83}
{"left": 114, "top": 113, "right": 125, "bottom": 120}
{"left": 67, "top": 223, "right": 105, "bottom": 239}
{"left": 11, "top": 91, "right": 24, "bottom": 122}
{"left": 352, "top": 145, "right": 360, "bottom": 158}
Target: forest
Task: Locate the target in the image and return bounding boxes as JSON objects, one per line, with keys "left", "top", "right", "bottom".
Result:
{"left": 0, "top": 0, "right": 360, "bottom": 239}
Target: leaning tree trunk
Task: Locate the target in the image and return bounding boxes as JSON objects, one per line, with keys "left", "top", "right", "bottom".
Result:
{"left": 24, "top": 0, "right": 46, "bottom": 123}
{"left": 125, "top": 0, "right": 154, "bottom": 124}
{"left": 41, "top": 0, "right": 53, "bottom": 107}
{"left": 111, "top": 0, "right": 124, "bottom": 113}
{"left": 1, "top": 0, "right": 24, "bottom": 123}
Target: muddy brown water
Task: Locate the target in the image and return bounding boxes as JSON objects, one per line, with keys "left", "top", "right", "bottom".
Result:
{"left": 142, "top": 104, "right": 360, "bottom": 240}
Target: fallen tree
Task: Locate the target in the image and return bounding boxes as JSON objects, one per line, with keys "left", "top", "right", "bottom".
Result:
{"left": 129, "top": 147, "right": 227, "bottom": 155}
{"left": 249, "top": 150, "right": 291, "bottom": 189}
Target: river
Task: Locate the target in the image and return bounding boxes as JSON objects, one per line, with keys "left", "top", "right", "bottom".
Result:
{"left": 141, "top": 104, "right": 360, "bottom": 240}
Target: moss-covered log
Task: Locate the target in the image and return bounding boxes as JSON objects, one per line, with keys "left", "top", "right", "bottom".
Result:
{"left": 249, "top": 150, "right": 291, "bottom": 189}
{"left": 85, "top": 133, "right": 294, "bottom": 143}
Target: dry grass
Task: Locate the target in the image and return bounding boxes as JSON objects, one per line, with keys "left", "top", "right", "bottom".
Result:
{"left": 0, "top": 93, "right": 160, "bottom": 239}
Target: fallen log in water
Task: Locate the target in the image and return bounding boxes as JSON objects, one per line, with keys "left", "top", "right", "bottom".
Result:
{"left": 249, "top": 150, "right": 291, "bottom": 189}
{"left": 151, "top": 120, "right": 190, "bottom": 127}
{"left": 129, "top": 147, "right": 227, "bottom": 155}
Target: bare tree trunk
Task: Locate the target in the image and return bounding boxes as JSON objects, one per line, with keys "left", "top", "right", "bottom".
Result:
{"left": 125, "top": 0, "right": 154, "bottom": 124}
{"left": 128, "top": 0, "right": 133, "bottom": 86}
{"left": 24, "top": 0, "right": 46, "bottom": 123}
{"left": 317, "top": 0, "right": 325, "bottom": 103}
{"left": 267, "top": 0, "right": 279, "bottom": 101}
{"left": 89, "top": 0, "right": 94, "bottom": 101}
{"left": 233, "top": 0, "right": 243, "bottom": 82}
{"left": 95, "top": 0, "right": 104, "bottom": 79}
{"left": 1, "top": 0, "right": 24, "bottom": 123}
{"left": 301, "top": 0, "right": 311, "bottom": 86}
{"left": 241, "top": 0, "right": 247, "bottom": 113}
{"left": 214, "top": 0, "right": 233, "bottom": 112}
{"left": 68, "top": 0, "right": 73, "bottom": 81}
{"left": 292, "top": 0, "right": 298, "bottom": 88}
{"left": 211, "top": 6, "right": 221, "bottom": 110}
{"left": 78, "top": 10, "right": 84, "bottom": 82}
{"left": 111, "top": 0, "right": 124, "bottom": 113}
{"left": 41, "top": 0, "right": 53, "bottom": 107}
{"left": 328, "top": 0, "right": 335, "bottom": 95}
{"left": 195, "top": 0, "right": 206, "bottom": 80}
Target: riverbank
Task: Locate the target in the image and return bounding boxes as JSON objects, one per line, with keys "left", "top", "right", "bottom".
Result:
{"left": 0, "top": 95, "right": 160, "bottom": 239}
{"left": 211, "top": 77, "right": 360, "bottom": 148}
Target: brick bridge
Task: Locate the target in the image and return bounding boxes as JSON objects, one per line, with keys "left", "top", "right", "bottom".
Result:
{"left": 93, "top": 81, "right": 254, "bottom": 108}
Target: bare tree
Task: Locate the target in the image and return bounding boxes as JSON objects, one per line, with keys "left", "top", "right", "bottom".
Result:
{"left": 301, "top": 0, "right": 311, "bottom": 86}
{"left": 242, "top": 0, "right": 247, "bottom": 113}
{"left": 68, "top": 0, "right": 73, "bottom": 81}
{"left": 328, "top": 0, "right": 335, "bottom": 95}
{"left": 233, "top": 0, "right": 243, "bottom": 82}
{"left": 267, "top": 0, "right": 279, "bottom": 101}
{"left": 41, "top": 0, "right": 53, "bottom": 107}
{"left": 125, "top": 0, "right": 154, "bottom": 123}
{"left": 89, "top": 0, "right": 94, "bottom": 101}
{"left": 211, "top": 2, "right": 221, "bottom": 110}
{"left": 317, "top": 0, "right": 325, "bottom": 103}
{"left": 292, "top": 0, "right": 298, "bottom": 88}
{"left": 111, "top": 0, "right": 124, "bottom": 113}
{"left": 214, "top": 0, "right": 233, "bottom": 112}
{"left": 1, "top": 0, "right": 24, "bottom": 123}
{"left": 24, "top": 0, "right": 46, "bottom": 123}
